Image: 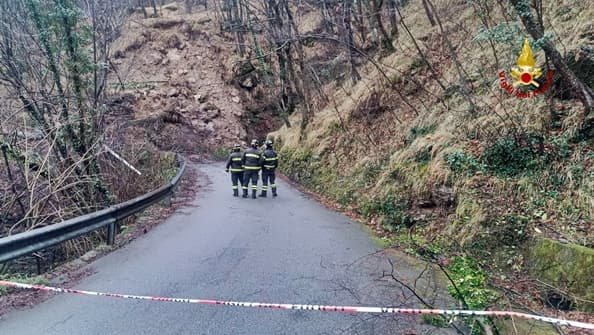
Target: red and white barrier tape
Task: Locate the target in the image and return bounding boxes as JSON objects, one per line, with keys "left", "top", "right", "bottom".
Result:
{"left": 1, "top": 280, "right": 593, "bottom": 330}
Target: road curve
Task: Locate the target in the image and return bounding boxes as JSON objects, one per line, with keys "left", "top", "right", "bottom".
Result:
{"left": 0, "top": 163, "right": 452, "bottom": 335}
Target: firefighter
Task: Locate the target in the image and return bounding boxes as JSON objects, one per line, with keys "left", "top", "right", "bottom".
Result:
{"left": 225, "top": 143, "right": 244, "bottom": 197}
{"left": 241, "top": 139, "right": 262, "bottom": 199}
{"left": 259, "top": 139, "right": 278, "bottom": 197}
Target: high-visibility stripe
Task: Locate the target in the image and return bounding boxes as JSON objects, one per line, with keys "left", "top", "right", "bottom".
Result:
{"left": 244, "top": 166, "right": 261, "bottom": 170}
{"left": 251, "top": 185, "right": 258, "bottom": 189}
{"left": 230, "top": 168, "right": 244, "bottom": 172}
{"left": 232, "top": 186, "right": 238, "bottom": 189}
{"left": 271, "top": 184, "right": 277, "bottom": 187}
{"left": 232, "top": 158, "right": 242, "bottom": 161}
{"left": 264, "top": 165, "right": 275, "bottom": 169}
{"left": 264, "top": 157, "right": 277, "bottom": 161}
{"left": 243, "top": 186, "right": 248, "bottom": 190}
{"left": 245, "top": 153, "right": 260, "bottom": 159}
{"left": 261, "top": 186, "right": 268, "bottom": 190}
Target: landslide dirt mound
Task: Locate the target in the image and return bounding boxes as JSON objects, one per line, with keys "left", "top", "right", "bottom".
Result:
{"left": 109, "top": 6, "right": 246, "bottom": 153}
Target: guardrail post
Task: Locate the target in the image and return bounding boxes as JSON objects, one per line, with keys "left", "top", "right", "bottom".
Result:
{"left": 107, "top": 222, "right": 116, "bottom": 246}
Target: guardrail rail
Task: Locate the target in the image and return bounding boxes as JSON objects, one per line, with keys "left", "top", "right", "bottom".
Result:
{"left": 0, "top": 155, "right": 187, "bottom": 264}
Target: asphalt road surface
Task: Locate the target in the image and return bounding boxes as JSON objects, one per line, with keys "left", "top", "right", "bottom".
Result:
{"left": 0, "top": 163, "right": 453, "bottom": 335}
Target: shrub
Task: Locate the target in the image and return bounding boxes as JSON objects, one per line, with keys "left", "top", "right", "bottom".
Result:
{"left": 361, "top": 195, "right": 414, "bottom": 231}
{"left": 408, "top": 123, "right": 437, "bottom": 143}
{"left": 212, "top": 147, "right": 230, "bottom": 161}
{"left": 480, "top": 138, "right": 534, "bottom": 177}
{"left": 445, "top": 150, "right": 483, "bottom": 174}
{"left": 447, "top": 256, "right": 497, "bottom": 310}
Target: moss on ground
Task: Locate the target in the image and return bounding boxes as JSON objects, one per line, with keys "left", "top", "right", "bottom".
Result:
{"left": 528, "top": 238, "right": 594, "bottom": 312}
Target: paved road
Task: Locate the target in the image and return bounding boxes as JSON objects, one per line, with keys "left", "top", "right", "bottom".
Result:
{"left": 0, "top": 164, "right": 452, "bottom": 335}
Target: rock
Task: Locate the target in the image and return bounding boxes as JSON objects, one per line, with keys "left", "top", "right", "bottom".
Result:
{"left": 178, "top": 69, "right": 188, "bottom": 76}
{"left": 164, "top": 35, "right": 182, "bottom": 49}
{"left": 180, "top": 22, "right": 192, "bottom": 35}
{"left": 528, "top": 238, "right": 594, "bottom": 312}
{"left": 232, "top": 96, "right": 241, "bottom": 104}
{"left": 205, "top": 108, "right": 220, "bottom": 119}
{"left": 200, "top": 102, "right": 218, "bottom": 112}
{"left": 194, "top": 94, "right": 208, "bottom": 103}
{"left": 149, "top": 52, "right": 163, "bottom": 65}
{"left": 167, "top": 50, "right": 182, "bottom": 62}
{"left": 167, "top": 88, "right": 180, "bottom": 97}
{"left": 239, "top": 77, "right": 256, "bottom": 89}
{"left": 80, "top": 250, "right": 98, "bottom": 262}
{"left": 432, "top": 185, "right": 455, "bottom": 207}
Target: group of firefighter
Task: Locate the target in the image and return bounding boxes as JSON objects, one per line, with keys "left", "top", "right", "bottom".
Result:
{"left": 225, "top": 139, "right": 278, "bottom": 199}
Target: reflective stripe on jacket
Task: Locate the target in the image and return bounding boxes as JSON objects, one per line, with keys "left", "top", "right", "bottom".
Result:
{"left": 226, "top": 152, "right": 244, "bottom": 172}
{"left": 262, "top": 148, "right": 278, "bottom": 173}
{"left": 242, "top": 147, "right": 262, "bottom": 170}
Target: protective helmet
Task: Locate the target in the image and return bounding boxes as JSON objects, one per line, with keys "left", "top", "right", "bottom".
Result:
{"left": 250, "top": 139, "right": 258, "bottom": 147}
{"left": 233, "top": 143, "right": 241, "bottom": 151}
{"left": 265, "top": 139, "right": 273, "bottom": 148}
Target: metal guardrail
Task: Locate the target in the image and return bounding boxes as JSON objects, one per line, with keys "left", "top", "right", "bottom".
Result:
{"left": 0, "top": 155, "right": 187, "bottom": 264}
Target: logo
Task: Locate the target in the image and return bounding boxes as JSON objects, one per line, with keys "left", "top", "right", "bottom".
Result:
{"left": 499, "top": 38, "right": 554, "bottom": 98}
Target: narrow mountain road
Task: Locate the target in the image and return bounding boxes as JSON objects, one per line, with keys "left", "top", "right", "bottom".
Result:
{"left": 0, "top": 163, "right": 453, "bottom": 335}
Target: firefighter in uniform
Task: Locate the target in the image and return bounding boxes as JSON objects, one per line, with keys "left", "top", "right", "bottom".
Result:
{"left": 259, "top": 139, "right": 278, "bottom": 197}
{"left": 241, "top": 139, "right": 262, "bottom": 199}
{"left": 225, "top": 144, "right": 244, "bottom": 197}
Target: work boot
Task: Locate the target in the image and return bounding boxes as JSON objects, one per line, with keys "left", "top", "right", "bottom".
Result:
{"left": 233, "top": 189, "right": 239, "bottom": 197}
{"left": 252, "top": 190, "right": 257, "bottom": 199}
{"left": 242, "top": 189, "right": 248, "bottom": 198}
{"left": 273, "top": 190, "right": 277, "bottom": 197}
{"left": 259, "top": 190, "right": 267, "bottom": 198}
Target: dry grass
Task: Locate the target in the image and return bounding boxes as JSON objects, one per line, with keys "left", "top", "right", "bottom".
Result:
{"left": 272, "top": 0, "right": 594, "bottom": 252}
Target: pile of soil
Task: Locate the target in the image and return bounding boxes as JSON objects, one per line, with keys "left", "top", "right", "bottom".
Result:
{"left": 109, "top": 7, "right": 248, "bottom": 153}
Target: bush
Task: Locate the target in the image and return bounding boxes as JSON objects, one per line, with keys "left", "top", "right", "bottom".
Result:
{"left": 361, "top": 195, "right": 414, "bottom": 231}
{"left": 212, "top": 147, "right": 230, "bottom": 161}
{"left": 415, "top": 146, "right": 432, "bottom": 163}
{"left": 480, "top": 138, "right": 534, "bottom": 177}
{"left": 445, "top": 150, "right": 483, "bottom": 174}
{"left": 408, "top": 124, "right": 437, "bottom": 143}
{"left": 447, "top": 256, "right": 497, "bottom": 310}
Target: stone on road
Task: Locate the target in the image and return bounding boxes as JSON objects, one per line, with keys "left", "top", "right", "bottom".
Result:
{"left": 0, "top": 163, "right": 452, "bottom": 335}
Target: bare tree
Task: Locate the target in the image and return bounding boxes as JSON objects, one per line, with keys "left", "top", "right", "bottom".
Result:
{"left": 0, "top": 0, "right": 131, "bottom": 236}
{"left": 343, "top": 0, "right": 361, "bottom": 82}
{"left": 507, "top": 0, "right": 594, "bottom": 132}
{"left": 367, "top": 0, "right": 394, "bottom": 52}
{"left": 387, "top": 0, "right": 398, "bottom": 37}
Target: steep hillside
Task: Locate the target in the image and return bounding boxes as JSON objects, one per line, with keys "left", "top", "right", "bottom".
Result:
{"left": 108, "top": 4, "right": 247, "bottom": 154}
{"left": 269, "top": 0, "right": 594, "bottom": 320}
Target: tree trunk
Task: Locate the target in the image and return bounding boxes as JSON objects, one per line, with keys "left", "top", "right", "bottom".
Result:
{"left": 369, "top": 0, "right": 394, "bottom": 52}
{"left": 421, "top": 0, "right": 436, "bottom": 26}
{"left": 150, "top": 0, "right": 158, "bottom": 16}
{"left": 387, "top": 0, "right": 398, "bottom": 37}
{"left": 138, "top": 0, "right": 148, "bottom": 18}
{"left": 231, "top": 0, "right": 244, "bottom": 56}
{"left": 343, "top": 0, "right": 361, "bottom": 82}
{"left": 320, "top": 0, "right": 334, "bottom": 34}
{"left": 508, "top": 0, "right": 594, "bottom": 129}
{"left": 353, "top": 0, "right": 367, "bottom": 43}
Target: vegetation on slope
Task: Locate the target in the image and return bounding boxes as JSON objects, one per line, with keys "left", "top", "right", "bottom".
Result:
{"left": 210, "top": 0, "right": 594, "bottom": 327}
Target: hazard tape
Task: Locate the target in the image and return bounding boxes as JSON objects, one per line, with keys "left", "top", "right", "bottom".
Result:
{"left": 1, "top": 280, "right": 593, "bottom": 330}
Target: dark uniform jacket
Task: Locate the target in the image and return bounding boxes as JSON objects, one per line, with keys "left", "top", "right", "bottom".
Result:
{"left": 242, "top": 147, "right": 262, "bottom": 170}
{"left": 261, "top": 148, "right": 278, "bottom": 173}
{"left": 226, "top": 152, "right": 244, "bottom": 172}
